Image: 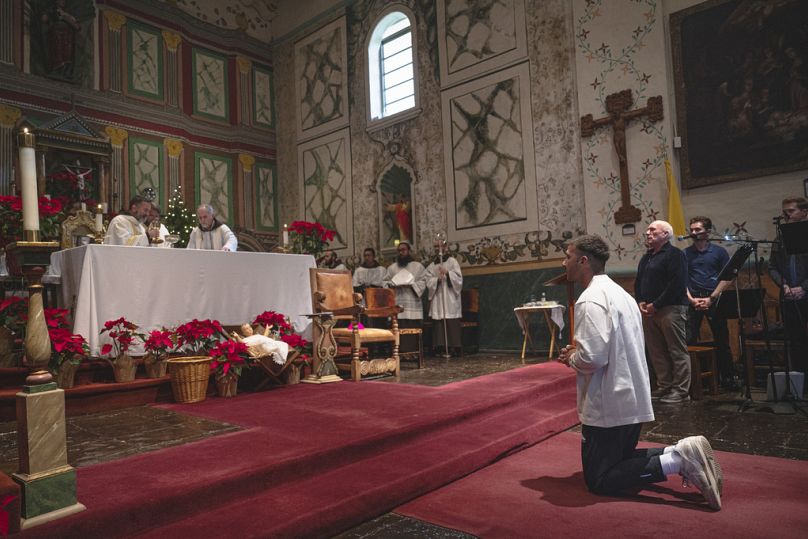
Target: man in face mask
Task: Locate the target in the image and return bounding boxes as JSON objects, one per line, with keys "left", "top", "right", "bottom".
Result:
{"left": 103, "top": 196, "right": 156, "bottom": 246}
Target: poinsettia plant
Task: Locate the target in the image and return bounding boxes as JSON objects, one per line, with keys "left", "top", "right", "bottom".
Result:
{"left": 175, "top": 319, "right": 226, "bottom": 355}
{"left": 252, "top": 310, "right": 293, "bottom": 337}
{"left": 48, "top": 327, "right": 89, "bottom": 373}
{"left": 0, "top": 195, "right": 63, "bottom": 247}
{"left": 99, "top": 317, "right": 144, "bottom": 359}
{"left": 279, "top": 332, "right": 312, "bottom": 365}
{"left": 209, "top": 339, "right": 251, "bottom": 377}
{"left": 0, "top": 296, "right": 27, "bottom": 335}
{"left": 144, "top": 328, "right": 175, "bottom": 362}
{"left": 288, "top": 220, "right": 336, "bottom": 260}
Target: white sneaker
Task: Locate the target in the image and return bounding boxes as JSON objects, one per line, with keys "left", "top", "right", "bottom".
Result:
{"left": 675, "top": 435, "right": 723, "bottom": 510}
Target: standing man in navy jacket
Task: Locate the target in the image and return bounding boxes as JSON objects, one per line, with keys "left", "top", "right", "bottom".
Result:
{"left": 636, "top": 220, "right": 690, "bottom": 404}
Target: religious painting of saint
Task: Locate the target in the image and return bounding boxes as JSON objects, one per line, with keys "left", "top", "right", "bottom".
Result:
{"left": 29, "top": 0, "right": 96, "bottom": 86}
{"left": 672, "top": 0, "right": 808, "bottom": 187}
{"left": 378, "top": 162, "right": 416, "bottom": 250}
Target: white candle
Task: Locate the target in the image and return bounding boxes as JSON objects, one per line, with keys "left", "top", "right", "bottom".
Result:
{"left": 283, "top": 223, "right": 289, "bottom": 246}
{"left": 95, "top": 205, "right": 103, "bottom": 230}
{"left": 80, "top": 202, "right": 86, "bottom": 212}
{"left": 18, "top": 129, "right": 39, "bottom": 233}
{"left": 101, "top": 202, "right": 108, "bottom": 214}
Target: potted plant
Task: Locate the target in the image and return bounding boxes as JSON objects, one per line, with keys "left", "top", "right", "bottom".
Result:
{"left": 100, "top": 317, "right": 144, "bottom": 382}
{"left": 48, "top": 327, "right": 89, "bottom": 389}
{"left": 279, "top": 332, "right": 312, "bottom": 384}
{"left": 209, "top": 339, "right": 251, "bottom": 397}
{"left": 0, "top": 296, "right": 25, "bottom": 368}
{"left": 143, "top": 328, "right": 174, "bottom": 378}
{"left": 287, "top": 220, "right": 336, "bottom": 260}
{"left": 0, "top": 195, "right": 63, "bottom": 249}
{"left": 166, "top": 319, "right": 226, "bottom": 403}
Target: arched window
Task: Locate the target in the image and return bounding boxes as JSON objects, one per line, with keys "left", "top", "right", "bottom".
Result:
{"left": 366, "top": 8, "right": 420, "bottom": 128}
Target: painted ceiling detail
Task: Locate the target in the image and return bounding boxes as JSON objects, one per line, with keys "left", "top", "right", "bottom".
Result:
{"left": 162, "top": 0, "right": 277, "bottom": 43}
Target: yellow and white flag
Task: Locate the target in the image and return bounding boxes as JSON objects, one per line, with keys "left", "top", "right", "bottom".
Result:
{"left": 665, "top": 159, "right": 686, "bottom": 237}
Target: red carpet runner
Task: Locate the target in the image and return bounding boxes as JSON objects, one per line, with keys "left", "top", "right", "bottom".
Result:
{"left": 22, "top": 362, "right": 577, "bottom": 538}
{"left": 398, "top": 431, "right": 808, "bottom": 539}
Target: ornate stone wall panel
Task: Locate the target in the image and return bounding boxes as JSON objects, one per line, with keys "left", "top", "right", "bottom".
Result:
{"left": 273, "top": 39, "right": 300, "bottom": 228}
{"left": 441, "top": 62, "right": 538, "bottom": 242}
{"left": 254, "top": 161, "right": 278, "bottom": 232}
{"left": 128, "top": 136, "right": 164, "bottom": 203}
{"left": 1, "top": 0, "right": 13, "bottom": 65}
{"left": 253, "top": 64, "right": 275, "bottom": 129}
{"left": 573, "top": 0, "right": 675, "bottom": 268}
{"left": 192, "top": 47, "right": 230, "bottom": 122}
{"left": 295, "top": 17, "right": 349, "bottom": 142}
{"left": 437, "top": 0, "right": 528, "bottom": 87}
{"left": 127, "top": 21, "right": 164, "bottom": 102}
{"left": 194, "top": 152, "right": 233, "bottom": 222}
{"left": 297, "top": 128, "right": 353, "bottom": 254}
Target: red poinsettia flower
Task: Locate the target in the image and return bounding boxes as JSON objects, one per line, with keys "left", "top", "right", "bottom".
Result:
{"left": 175, "top": 319, "right": 225, "bottom": 354}
{"left": 210, "top": 340, "right": 250, "bottom": 376}
{"left": 99, "top": 317, "right": 143, "bottom": 357}
{"left": 144, "top": 330, "right": 174, "bottom": 352}
{"left": 252, "top": 311, "right": 292, "bottom": 335}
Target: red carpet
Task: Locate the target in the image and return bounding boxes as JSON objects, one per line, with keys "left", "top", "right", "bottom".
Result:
{"left": 398, "top": 431, "right": 808, "bottom": 539}
{"left": 21, "top": 362, "right": 577, "bottom": 538}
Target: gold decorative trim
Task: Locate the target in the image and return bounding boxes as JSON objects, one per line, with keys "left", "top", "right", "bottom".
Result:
{"left": 162, "top": 30, "right": 182, "bottom": 52}
{"left": 164, "top": 137, "right": 184, "bottom": 158}
{"left": 103, "top": 10, "right": 126, "bottom": 31}
{"left": 17, "top": 129, "right": 35, "bottom": 148}
{"left": 0, "top": 105, "right": 21, "bottom": 128}
{"left": 104, "top": 126, "right": 128, "bottom": 147}
{"left": 238, "top": 153, "right": 255, "bottom": 171}
{"left": 236, "top": 56, "right": 252, "bottom": 74}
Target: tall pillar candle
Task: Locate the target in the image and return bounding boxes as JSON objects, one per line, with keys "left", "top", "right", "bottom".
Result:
{"left": 18, "top": 129, "right": 39, "bottom": 236}
{"left": 96, "top": 205, "right": 103, "bottom": 230}
{"left": 283, "top": 223, "right": 289, "bottom": 246}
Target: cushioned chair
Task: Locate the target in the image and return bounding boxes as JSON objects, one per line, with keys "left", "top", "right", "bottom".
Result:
{"left": 310, "top": 268, "right": 401, "bottom": 381}
{"left": 365, "top": 287, "right": 423, "bottom": 369}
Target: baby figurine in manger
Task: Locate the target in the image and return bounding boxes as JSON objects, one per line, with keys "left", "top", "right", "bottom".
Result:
{"left": 231, "top": 323, "right": 289, "bottom": 366}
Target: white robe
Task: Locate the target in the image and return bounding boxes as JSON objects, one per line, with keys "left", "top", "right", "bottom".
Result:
{"left": 384, "top": 260, "right": 426, "bottom": 320}
{"left": 425, "top": 256, "right": 462, "bottom": 320}
{"left": 104, "top": 215, "right": 148, "bottom": 247}
{"left": 186, "top": 224, "right": 238, "bottom": 251}
{"left": 352, "top": 265, "right": 386, "bottom": 288}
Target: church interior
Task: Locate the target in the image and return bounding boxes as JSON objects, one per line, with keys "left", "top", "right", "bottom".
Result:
{"left": 0, "top": 0, "right": 807, "bottom": 537}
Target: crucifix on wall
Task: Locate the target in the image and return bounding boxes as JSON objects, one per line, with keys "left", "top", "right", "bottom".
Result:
{"left": 581, "top": 89, "right": 663, "bottom": 225}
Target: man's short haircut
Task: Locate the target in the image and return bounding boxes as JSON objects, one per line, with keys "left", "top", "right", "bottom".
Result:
{"left": 129, "top": 195, "right": 147, "bottom": 210}
{"left": 782, "top": 196, "right": 808, "bottom": 210}
{"left": 569, "top": 234, "right": 610, "bottom": 274}
{"left": 656, "top": 220, "right": 674, "bottom": 240}
{"left": 397, "top": 241, "right": 411, "bottom": 249}
{"left": 151, "top": 202, "right": 161, "bottom": 215}
{"left": 689, "top": 215, "right": 712, "bottom": 230}
{"left": 197, "top": 204, "right": 216, "bottom": 216}
{"left": 363, "top": 247, "right": 376, "bottom": 256}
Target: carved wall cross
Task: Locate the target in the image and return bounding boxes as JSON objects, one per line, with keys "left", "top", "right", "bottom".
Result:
{"left": 581, "top": 89, "right": 663, "bottom": 224}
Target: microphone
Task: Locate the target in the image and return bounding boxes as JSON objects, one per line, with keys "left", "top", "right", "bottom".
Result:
{"left": 676, "top": 233, "right": 697, "bottom": 240}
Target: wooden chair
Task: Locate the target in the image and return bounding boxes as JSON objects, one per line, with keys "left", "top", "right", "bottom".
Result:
{"left": 461, "top": 288, "right": 480, "bottom": 354}
{"left": 60, "top": 210, "right": 100, "bottom": 249}
{"left": 310, "top": 269, "right": 402, "bottom": 381}
{"left": 365, "top": 287, "right": 423, "bottom": 369}
{"left": 687, "top": 345, "right": 719, "bottom": 400}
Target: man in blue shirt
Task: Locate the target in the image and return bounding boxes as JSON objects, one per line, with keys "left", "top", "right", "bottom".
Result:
{"left": 635, "top": 221, "right": 690, "bottom": 403}
{"left": 685, "top": 216, "right": 734, "bottom": 388}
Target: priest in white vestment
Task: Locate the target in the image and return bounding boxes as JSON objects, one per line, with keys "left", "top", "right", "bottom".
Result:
{"left": 424, "top": 240, "right": 463, "bottom": 356}
{"left": 104, "top": 196, "right": 155, "bottom": 247}
{"left": 186, "top": 204, "right": 238, "bottom": 251}
{"left": 352, "top": 247, "right": 386, "bottom": 291}
{"left": 383, "top": 241, "right": 426, "bottom": 353}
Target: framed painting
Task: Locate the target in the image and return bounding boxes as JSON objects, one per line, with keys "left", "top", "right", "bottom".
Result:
{"left": 194, "top": 152, "right": 233, "bottom": 223}
{"left": 295, "top": 17, "right": 349, "bottom": 141}
{"left": 192, "top": 47, "right": 230, "bottom": 122}
{"left": 437, "top": 0, "right": 527, "bottom": 88}
{"left": 254, "top": 161, "right": 278, "bottom": 232}
{"left": 128, "top": 137, "right": 164, "bottom": 204}
{"left": 671, "top": 0, "right": 808, "bottom": 188}
{"left": 297, "top": 128, "right": 353, "bottom": 253}
{"left": 126, "top": 20, "right": 164, "bottom": 101}
{"left": 377, "top": 158, "right": 417, "bottom": 254}
{"left": 253, "top": 64, "right": 275, "bottom": 129}
{"left": 441, "top": 62, "right": 538, "bottom": 242}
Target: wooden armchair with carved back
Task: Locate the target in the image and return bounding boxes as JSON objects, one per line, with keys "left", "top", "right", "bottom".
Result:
{"left": 309, "top": 268, "right": 402, "bottom": 381}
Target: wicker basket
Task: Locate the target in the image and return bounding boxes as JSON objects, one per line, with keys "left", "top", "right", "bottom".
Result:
{"left": 166, "top": 356, "right": 212, "bottom": 403}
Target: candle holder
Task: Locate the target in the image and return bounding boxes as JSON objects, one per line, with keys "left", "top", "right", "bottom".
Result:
{"left": 93, "top": 222, "right": 107, "bottom": 244}
{"left": 4, "top": 240, "right": 60, "bottom": 386}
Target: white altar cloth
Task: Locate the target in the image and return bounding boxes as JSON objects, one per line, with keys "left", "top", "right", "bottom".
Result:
{"left": 50, "top": 244, "right": 316, "bottom": 355}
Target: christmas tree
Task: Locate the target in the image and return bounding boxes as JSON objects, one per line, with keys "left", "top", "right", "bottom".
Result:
{"left": 163, "top": 187, "right": 196, "bottom": 247}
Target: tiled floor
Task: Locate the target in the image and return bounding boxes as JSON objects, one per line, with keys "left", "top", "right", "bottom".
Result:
{"left": 1, "top": 353, "right": 805, "bottom": 538}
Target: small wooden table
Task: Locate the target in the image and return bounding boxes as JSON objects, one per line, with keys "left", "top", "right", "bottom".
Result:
{"left": 514, "top": 304, "right": 566, "bottom": 363}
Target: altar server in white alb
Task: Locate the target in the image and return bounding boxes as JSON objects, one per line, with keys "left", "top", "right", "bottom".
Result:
{"left": 187, "top": 204, "right": 238, "bottom": 251}
{"left": 424, "top": 239, "right": 463, "bottom": 356}
{"left": 352, "top": 247, "right": 386, "bottom": 291}
{"left": 104, "top": 196, "right": 157, "bottom": 247}
{"left": 384, "top": 241, "right": 426, "bottom": 353}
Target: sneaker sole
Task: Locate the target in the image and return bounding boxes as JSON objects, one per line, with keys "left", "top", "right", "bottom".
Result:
{"left": 693, "top": 436, "right": 722, "bottom": 510}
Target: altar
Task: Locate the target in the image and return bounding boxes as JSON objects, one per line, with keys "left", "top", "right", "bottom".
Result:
{"left": 50, "top": 245, "right": 317, "bottom": 355}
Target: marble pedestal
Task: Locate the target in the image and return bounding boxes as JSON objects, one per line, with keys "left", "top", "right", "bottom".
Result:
{"left": 13, "top": 384, "right": 85, "bottom": 529}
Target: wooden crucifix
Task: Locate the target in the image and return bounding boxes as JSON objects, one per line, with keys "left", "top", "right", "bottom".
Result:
{"left": 581, "top": 89, "right": 663, "bottom": 225}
